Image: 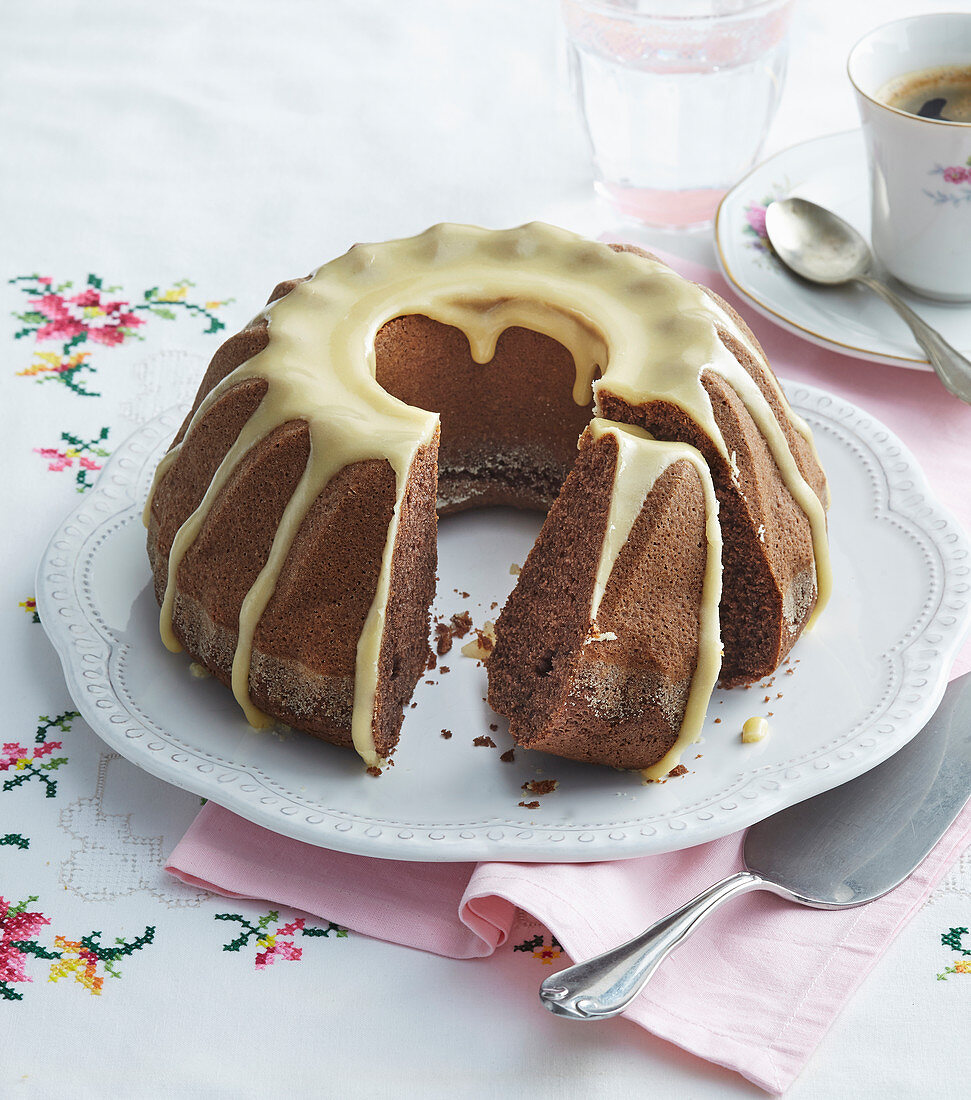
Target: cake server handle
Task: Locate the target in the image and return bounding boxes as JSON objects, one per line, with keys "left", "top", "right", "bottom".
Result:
{"left": 538, "top": 871, "right": 779, "bottom": 1020}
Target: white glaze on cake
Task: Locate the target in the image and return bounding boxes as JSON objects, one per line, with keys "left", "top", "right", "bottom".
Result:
{"left": 586, "top": 419, "right": 723, "bottom": 781}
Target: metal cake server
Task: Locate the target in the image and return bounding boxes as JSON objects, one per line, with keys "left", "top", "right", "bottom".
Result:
{"left": 763, "top": 197, "right": 971, "bottom": 405}
{"left": 540, "top": 671, "right": 971, "bottom": 1021}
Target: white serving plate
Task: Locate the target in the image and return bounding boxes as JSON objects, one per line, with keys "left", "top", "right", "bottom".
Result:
{"left": 38, "top": 386, "right": 971, "bottom": 862}
{"left": 714, "top": 129, "right": 971, "bottom": 370}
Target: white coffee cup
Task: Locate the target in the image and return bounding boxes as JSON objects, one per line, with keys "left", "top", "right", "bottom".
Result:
{"left": 848, "top": 13, "right": 971, "bottom": 302}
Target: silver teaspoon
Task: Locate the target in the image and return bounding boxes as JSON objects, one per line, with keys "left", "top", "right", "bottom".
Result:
{"left": 763, "top": 197, "right": 971, "bottom": 405}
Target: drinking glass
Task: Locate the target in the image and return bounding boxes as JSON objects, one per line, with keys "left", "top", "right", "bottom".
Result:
{"left": 562, "top": 0, "right": 794, "bottom": 227}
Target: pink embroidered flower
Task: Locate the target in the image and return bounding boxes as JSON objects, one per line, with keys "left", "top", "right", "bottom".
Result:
{"left": 277, "top": 919, "right": 305, "bottom": 937}
{"left": 30, "top": 288, "right": 144, "bottom": 347}
{"left": 32, "top": 294, "right": 86, "bottom": 342}
{"left": 33, "top": 448, "right": 102, "bottom": 474}
{"left": 943, "top": 166, "right": 969, "bottom": 184}
{"left": 0, "top": 739, "right": 61, "bottom": 770}
{"left": 255, "top": 940, "right": 303, "bottom": 969}
{"left": 0, "top": 897, "right": 51, "bottom": 986}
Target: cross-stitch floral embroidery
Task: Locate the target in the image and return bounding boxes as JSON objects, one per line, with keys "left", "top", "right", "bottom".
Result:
{"left": 0, "top": 897, "right": 53, "bottom": 1001}
{"left": 216, "top": 910, "right": 347, "bottom": 969}
{"left": 936, "top": 926, "right": 971, "bottom": 980}
{"left": 34, "top": 428, "right": 110, "bottom": 492}
{"left": 11, "top": 273, "right": 233, "bottom": 396}
{"left": 0, "top": 894, "right": 154, "bottom": 1001}
{"left": 512, "top": 933, "right": 562, "bottom": 964}
{"left": 18, "top": 597, "right": 40, "bottom": 623}
{"left": 1, "top": 712, "right": 78, "bottom": 799}
{"left": 48, "top": 927, "right": 156, "bottom": 995}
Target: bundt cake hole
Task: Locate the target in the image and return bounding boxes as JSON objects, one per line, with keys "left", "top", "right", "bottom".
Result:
{"left": 374, "top": 314, "right": 594, "bottom": 515}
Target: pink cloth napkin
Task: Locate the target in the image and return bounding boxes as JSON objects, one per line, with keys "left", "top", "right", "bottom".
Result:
{"left": 166, "top": 254, "right": 971, "bottom": 1094}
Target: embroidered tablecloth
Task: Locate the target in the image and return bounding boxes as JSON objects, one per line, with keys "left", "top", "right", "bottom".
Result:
{"left": 2, "top": 1, "right": 967, "bottom": 1095}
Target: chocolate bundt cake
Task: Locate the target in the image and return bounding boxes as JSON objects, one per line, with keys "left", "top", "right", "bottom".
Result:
{"left": 144, "top": 223, "right": 830, "bottom": 776}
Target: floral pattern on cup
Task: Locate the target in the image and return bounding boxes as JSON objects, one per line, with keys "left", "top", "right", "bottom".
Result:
{"left": 926, "top": 156, "right": 971, "bottom": 206}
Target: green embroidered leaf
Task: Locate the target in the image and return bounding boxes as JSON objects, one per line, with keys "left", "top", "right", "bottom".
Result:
{"left": 9, "top": 940, "right": 62, "bottom": 961}
{"left": 86, "top": 274, "right": 103, "bottom": 289}
{"left": 8, "top": 896, "right": 40, "bottom": 916}
{"left": 941, "top": 927, "right": 970, "bottom": 956}
{"left": 150, "top": 307, "right": 176, "bottom": 320}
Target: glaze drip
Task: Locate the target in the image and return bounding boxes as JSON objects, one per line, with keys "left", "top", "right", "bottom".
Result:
{"left": 586, "top": 420, "right": 723, "bottom": 781}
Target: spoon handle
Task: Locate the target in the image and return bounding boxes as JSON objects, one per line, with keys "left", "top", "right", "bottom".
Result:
{"left": 855, "top": 275, "right": 971, "bottom": 404}
{"left": 538, "top": 871, "right": 773, "bottom": 1021}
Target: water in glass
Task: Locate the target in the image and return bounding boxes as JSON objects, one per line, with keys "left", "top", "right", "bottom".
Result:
{"left": 563, "top": 0, "right": 793, "bottom": 227}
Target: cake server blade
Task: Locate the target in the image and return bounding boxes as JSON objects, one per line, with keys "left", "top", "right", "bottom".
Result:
{"left": 540, "top": 670, "right": 971, "bottom": 1020}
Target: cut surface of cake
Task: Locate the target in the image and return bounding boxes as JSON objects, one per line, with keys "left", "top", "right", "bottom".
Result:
{"left": 144, "top": 222, "right": 830, "bottom": 775}
{"left": 487, "top": 419, "right": 722, "bottom": 778}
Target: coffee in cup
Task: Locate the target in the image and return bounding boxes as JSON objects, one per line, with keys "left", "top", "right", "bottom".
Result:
{"left": 878, "top": 64, "right": 971, "bottom": 123}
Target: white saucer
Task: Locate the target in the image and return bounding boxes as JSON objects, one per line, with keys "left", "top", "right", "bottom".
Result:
{"left": 37, "top": 390, "right": 971, "bottom": 862}
{"left": 714, "top": 129, "right": 971, "bottom": 370}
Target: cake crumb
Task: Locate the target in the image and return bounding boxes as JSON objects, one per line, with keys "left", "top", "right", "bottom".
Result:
{"left": 489, "top": 723, "right": 498, "bottom": 731}
{"left": 522, "top": 779, "right": 558, "bottom": 796}
{"left": 518, "top": 800, "right": 540, "bottom": 810}
{"left": 366, "top": 766, "right": 382, "bottom": 777}
{"left": 713, "top": 717, "right": 721, "bottom": 724}
{"left": 763, "top": 695, "right": 770, "bottom": 703}
{"left": 450, "top": 611, "right": 473, "bottom": 638}
{"left": 509, "top": 562, "right": 521, "bottom": 576}
{"left": 786, "top": 668, "right": 795, "bottom": 675}
{"left": 410, "top": 702, "right": 417, "bottom": 709}
{"left": 434, "top": 622, "right": 454, "bottom": 655}
{"left": 473, "top": 735, "right": 497, "bottom": 748}
{"left": 668, "top": 764, "right": 689, "bottom": 778}
{"left": 462, "top": 621, "right": 496, "bottom": 661}
{"left": 189, "top": 661, "right": 211, "bottom": 679}
{"left": 490, "top": 601, "right": 498, "bottom": 610}
{"left": 426, "top": 651, "right": 437, "bottom": 670}
{"left": 441, "top": 729, "right": 452, "bottom": 739}
{"left": 440, "top": 665, "right": 450, "bottom": 674}
{"left": 500, "top": 749, "right": 515, "bottom": 763}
